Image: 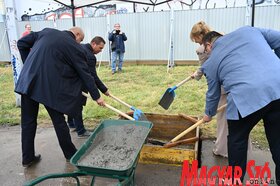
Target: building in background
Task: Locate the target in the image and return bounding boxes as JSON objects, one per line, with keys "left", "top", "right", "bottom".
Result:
{"left": 15, "top": 0, "right": 133, "bottom": 21}
{"left": 0, "top": 0, "right": 278, "bottom": 22}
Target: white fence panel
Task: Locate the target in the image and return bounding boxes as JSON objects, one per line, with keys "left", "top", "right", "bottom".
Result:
{"left": 0, "top": 5, "right": 279, "bottom": 62}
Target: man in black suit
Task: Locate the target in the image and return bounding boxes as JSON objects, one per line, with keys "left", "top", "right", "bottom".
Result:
{"left": 68, "top": 36, "right": 110, "bottom": 138}
{"left": 16, "top": 27, "right": 105, "bottom": 167}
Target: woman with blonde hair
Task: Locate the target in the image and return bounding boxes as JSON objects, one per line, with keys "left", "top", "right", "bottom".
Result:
{"left": 190, "top": 21, "right": 212, "bottom": 79}
{"left": 189, "top": 21, "right": 252, "bottom": 157}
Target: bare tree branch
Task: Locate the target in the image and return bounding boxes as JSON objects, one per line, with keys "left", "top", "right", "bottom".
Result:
{"left": 167, "top": 1, "right": 171, "bottom": 9}
{"left": 180, "top": 2, "right": 184, "bottom": 10}
{"left": 179, "top": 0, "right": 198, "bottom": 6}
{"left": 205, "top": 0, "right": 210, "bottom": 9}
{"left": 143, "top": 7, "right": 149, "bottom": 12}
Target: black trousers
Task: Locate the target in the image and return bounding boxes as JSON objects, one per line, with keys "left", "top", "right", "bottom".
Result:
{"left": 21, "top": 95, "right": 77, "bottom": 164}
{"left": 67, "top": 105, "right": 86, "bottom": 135}
{"left": 227, "top": 99, "right": 280, "bottom": 185}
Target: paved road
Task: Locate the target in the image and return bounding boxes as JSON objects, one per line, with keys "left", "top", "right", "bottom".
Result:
{"left": 0, "top": 125, "right": 276, "bottom": 185}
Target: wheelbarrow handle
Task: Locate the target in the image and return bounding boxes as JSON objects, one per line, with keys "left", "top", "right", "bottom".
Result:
{"left": 175, "top": 76, "right": 193, "bottom": 88}
{"left": 109, "top": 94, "right": 133, "bottom": 109}
{"left": 82, "top": 92, "right": 135, "bottom": 121}
{"left": 170, "top": 104, "right": 227, "bottom": 143}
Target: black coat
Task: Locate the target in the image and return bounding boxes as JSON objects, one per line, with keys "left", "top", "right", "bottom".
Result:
{"left": 16, "top": 28, "right": 101, "bottom": 116}
{"left": 80, "top": 43, "right": 108, "bottom": 105}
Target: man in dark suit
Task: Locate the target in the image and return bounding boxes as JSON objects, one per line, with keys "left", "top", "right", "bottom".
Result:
{"left": 16, "top": 27, "right": 105, "bottom": 167}
{"left": 68, "top": 36, "right": 110, "bottom": 138}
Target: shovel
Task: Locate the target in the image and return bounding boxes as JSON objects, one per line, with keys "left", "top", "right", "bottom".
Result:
{"left": 109, "top": 94, "right": 148, "bottom": 121}
{"left": 163, "top": 137, "right": 199, "bottom": 148}
{"left": 158, "top": 76, "right": 192, "bottom": 110}
{"left": 82, "top": 92, "right": 135, "bottom": 121}
{"left": 147, "top": 137, "right": 199, "bottom": 148}
{"left": 164, "top": 104, "right": 227, "bottom": 147}
{"left": 178, "top": 113, "right": 198, "bottom": 123}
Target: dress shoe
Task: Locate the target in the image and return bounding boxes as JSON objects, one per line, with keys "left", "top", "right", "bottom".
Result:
{"left": 77, "top": 131, "right": 92, "bottom": 138}
{"left": 22, "top": 154, "right": 41, "bottom": 168}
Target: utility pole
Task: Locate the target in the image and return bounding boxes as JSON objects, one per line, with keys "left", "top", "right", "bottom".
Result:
{"left": 167, "top": 6, "right": 174, "bottom": 73}
{"left": 251, "top": 0, "right": 255, "bottom": 27}
{"left": 106, "top": 14, "right": 111, "bottom": 69}
{"left": 4, "top": 0, "right": 22, "bottom": 107}
{"left": 246, "top": 0, "right": 264, "bottom": 26}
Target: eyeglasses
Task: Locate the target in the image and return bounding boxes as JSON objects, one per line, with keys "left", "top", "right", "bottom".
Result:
{"left": 203, "top": 43, "right": 211, "bottom": 53}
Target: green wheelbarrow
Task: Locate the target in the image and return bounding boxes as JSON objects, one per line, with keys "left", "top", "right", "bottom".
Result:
{"left": 24, "top": 119, "right": 153, "bottom": 186}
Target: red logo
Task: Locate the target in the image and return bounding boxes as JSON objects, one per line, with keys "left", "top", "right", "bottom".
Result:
{"left": 180, "top": 160, "right": 273, "bottom": 185}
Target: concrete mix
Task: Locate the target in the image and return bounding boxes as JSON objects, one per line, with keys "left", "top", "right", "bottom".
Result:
{"left": 78, "top": 124, "right": 149, "bottom": 170}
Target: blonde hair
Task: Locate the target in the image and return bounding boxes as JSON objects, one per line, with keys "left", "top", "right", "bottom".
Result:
{"left": 190, "top": 21, "right": 211, "bottom": 41}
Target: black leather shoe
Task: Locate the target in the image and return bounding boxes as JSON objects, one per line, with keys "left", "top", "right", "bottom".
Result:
{"left": 22, "top": 154, "right": 41, "bottom": 168}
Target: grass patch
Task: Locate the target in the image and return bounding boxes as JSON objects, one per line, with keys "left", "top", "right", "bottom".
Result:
{"left": 0, "top": 65, "right": 268, "bottom": 148}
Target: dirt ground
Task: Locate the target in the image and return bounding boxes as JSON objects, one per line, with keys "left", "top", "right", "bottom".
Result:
{"left": 0, "top": 125, "right": 277, "bottom": 186}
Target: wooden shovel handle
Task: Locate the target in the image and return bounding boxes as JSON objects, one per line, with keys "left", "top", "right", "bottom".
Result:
{"left": 176, "top": 76, "right": 192, "bottom": 88}
{"left": 170, "top": 120, "right": 204, "bottom": 143}
{"left": 104, "top": 103, "right": 135, "bottom": 121}
{"left": 170, "top": 104, "right": 227, "bottom": 143}
{"left": 164, "top": 137, "right": 199, "bottom": 148}
{"left": 178, "top": 113, "right": 198, "bottom": 123}
{"left": 82, "top": 92, "right": 90, "bottom": 98}
{"left": 109, "top": 94, "right": 132, "bottom": 108}
{"left": 82, "top": 92, "right": 135, "bottom": 121}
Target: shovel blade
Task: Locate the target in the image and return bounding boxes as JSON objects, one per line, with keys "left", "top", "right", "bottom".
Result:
{"left": 137, "top": 113, "right": 149, "bottom": 121}
{"left": 158, "top": 88, "right": 175, "bottom": 110}
{"left": 133, "top": 110, "right": 149, "bottom": 121}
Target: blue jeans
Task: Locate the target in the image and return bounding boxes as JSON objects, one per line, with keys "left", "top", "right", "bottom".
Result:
{"left": 111, "top": 51, "right": 124, "bottom": 72}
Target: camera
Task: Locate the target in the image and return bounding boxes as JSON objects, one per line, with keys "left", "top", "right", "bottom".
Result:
{"left": 116, "top": 30, "right": 120, "bottom": 35}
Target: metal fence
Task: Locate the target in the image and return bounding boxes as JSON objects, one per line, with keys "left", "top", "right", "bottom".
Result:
{"left": 0, "top": 22, "right": 10, "bottom": 61}
{"left": 1, "top": 5, "right": 280, "bottom": 63}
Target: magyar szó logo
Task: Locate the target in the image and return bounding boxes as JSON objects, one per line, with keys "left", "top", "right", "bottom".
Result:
{"left": 180, "top": 160, "right": 274, "bottom": 185}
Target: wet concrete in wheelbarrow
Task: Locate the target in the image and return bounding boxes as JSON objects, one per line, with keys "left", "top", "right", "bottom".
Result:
{"left": 78, "top": 124, "right": 149, "bottom": 170}
{"left": 0, "top": 125, "right": 276, "bottom": 186}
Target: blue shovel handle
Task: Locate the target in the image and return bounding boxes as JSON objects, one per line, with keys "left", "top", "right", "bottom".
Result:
{"left": 169, "top": 86, "right": 177, "bottom": 93}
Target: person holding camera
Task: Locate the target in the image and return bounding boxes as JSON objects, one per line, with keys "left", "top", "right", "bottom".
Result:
{"left": 108, "top": 23, "right": 127, "bottom": 74}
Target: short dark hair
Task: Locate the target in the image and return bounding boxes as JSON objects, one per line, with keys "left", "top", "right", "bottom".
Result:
{"left": 90, "top": 36, "right": 106, "bottom": 45}
{"left": 202, "top": 31, "right": 222, "bottom": 46}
